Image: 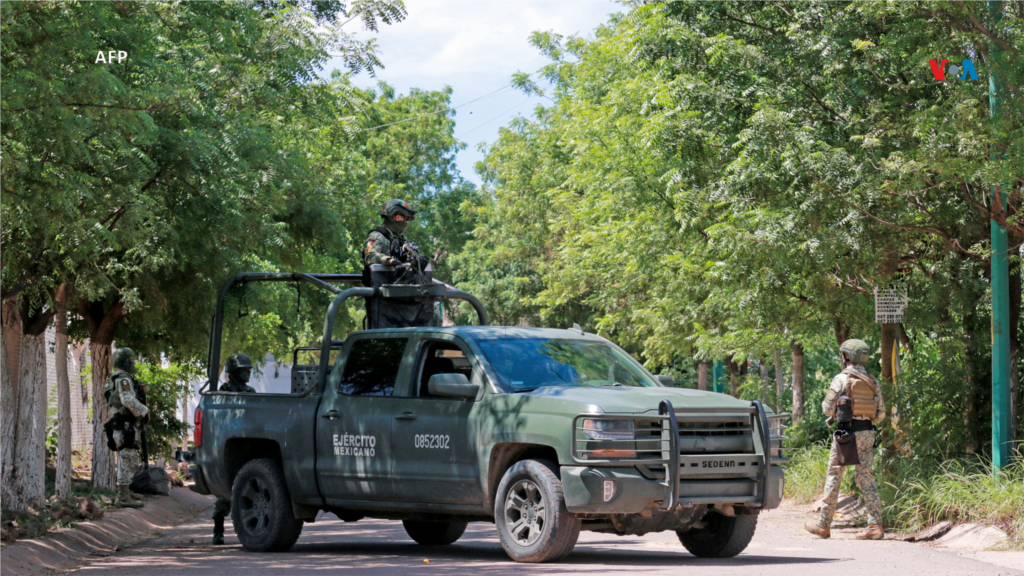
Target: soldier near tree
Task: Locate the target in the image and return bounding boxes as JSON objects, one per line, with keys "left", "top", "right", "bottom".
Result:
{"left": 103, "top": 348, "right": 149, "bottom": 509}
{"left": 805, "top": 339, "right": 887, "bottom": 540}
{"left": 212, "top": 353, "right": 256, "bottom": 545}
{"left": 362, "top": 199, "right": 430, "bottom": 280}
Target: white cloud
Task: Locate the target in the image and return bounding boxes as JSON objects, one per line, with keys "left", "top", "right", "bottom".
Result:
{"left": 322, "top": 0, "right": 620, "bottom": 183}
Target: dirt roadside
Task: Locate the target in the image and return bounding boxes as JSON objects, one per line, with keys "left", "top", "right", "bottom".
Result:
{"left": 1, "top": 486, "right": 214, "bottom": 576}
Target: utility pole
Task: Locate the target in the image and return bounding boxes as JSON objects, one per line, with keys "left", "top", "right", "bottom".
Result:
{"left": 988, "top": 0, "right": 1011, "bottom": 472}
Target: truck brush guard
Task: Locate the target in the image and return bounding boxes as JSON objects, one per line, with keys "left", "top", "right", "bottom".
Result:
{"left": 572, "top": 400, "right": 788, "bottom": 511}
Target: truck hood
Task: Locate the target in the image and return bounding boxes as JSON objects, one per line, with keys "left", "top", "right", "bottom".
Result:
{"left": 518, "top": 385, "right": 754, "bottom": 414}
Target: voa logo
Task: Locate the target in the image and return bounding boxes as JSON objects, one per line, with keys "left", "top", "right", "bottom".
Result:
{"left": 928, "top": 59, "right": 979, "bottom": 81}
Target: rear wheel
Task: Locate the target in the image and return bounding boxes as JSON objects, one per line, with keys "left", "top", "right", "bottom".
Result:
{"left": 403, "top": 520, "right": 468, "bottom": 545}
{"left": 677, "top": 511, "right": 757, "bottom": 558}
{"left": 231, "top": 458, "right": 303, "bottom": 552}
{"left": 494, "top": 459, "right": 580, "bottom": 563}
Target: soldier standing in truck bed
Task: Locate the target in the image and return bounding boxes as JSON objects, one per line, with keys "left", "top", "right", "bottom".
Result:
{"left": 363, "top": 199, "right": 429, "bottom": 280}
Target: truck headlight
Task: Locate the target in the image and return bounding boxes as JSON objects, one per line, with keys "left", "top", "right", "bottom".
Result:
{"left": 581, "top": 419, "right": 635, "bottom": 459}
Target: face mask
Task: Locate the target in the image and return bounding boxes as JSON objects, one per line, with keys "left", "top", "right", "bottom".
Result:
{"left": 387, "top": 218, "right": 409, "bottom": 234}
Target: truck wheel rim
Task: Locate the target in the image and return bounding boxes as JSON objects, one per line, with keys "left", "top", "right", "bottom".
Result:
{"left": 240, "top": 477, "right": 272, "bottom": 536}
{"left": 504, "top": 479, "right": 546, "bottom": 547}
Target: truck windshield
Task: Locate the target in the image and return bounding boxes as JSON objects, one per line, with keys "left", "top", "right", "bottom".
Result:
{"left": 477, "top": 338, "right": 657, "bottom": 392}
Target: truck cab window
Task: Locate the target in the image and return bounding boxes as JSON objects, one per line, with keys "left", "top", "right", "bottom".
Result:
{"left": 418, "top": 341, "right": 473, "bottom": 397}
{"left": 338, "top": 338, "right": 408, "bottom": 396}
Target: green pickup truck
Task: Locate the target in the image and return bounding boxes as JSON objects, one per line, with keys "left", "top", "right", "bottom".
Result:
{"left": 186, "top": 273, "right": 788, "bottom": 563}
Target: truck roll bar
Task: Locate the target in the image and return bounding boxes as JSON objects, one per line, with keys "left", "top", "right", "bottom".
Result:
{"left": 207, "top": 272, "right": 489, "bottom": 391}
{"left": 316, "top": 285, "right": 489, "bottom": 389}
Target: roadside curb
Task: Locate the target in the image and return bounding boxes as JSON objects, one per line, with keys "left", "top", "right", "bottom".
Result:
{"left": 0, "top": 486, "right": 214, "bottom": 576}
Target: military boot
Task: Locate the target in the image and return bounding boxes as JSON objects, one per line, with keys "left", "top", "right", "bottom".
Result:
{"left": 212, "top": 517, "right": 225, "bottom": 545}
{"left": 115, "top": 485, "right": 143, "bottom": 509}
{"left": 804, "top": 520, "right": 830, "bottom": 539}
{"left": 855, "top": 523, "right": 884, "bottom": 540}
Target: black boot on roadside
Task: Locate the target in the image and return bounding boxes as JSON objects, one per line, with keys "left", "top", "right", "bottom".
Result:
{"left": 213, "top": 516, "right": 225, "bottom": 545}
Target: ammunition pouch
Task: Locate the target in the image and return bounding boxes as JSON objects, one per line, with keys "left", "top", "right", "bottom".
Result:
{"left": 103, "top": 413, "right": 137, "bottom": 452}
{"left": 833, "top": 429, "right": 860, "bottom": 467}
{"left": 835, "top": 395, "right": 854, "bottom": 425}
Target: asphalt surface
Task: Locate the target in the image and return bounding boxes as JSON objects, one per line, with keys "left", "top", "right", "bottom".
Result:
{"left": 71, "top": 503, "right": 1023, "bottom": 576}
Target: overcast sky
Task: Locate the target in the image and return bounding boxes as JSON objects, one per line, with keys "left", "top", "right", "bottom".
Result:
{"left": 322, "top": 0, "right": 620, "bottom": 185}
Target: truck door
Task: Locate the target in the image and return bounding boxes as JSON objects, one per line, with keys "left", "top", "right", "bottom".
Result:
{"left": 316, "top": 335, "right": 413, "bottom": 503}
{"left": 390, "top": 338, "right": 483, "bottom": 504}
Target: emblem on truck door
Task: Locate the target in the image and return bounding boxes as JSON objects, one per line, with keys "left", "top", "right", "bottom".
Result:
{"left": 333, "top": 433, "right": 377, "bottom": 457}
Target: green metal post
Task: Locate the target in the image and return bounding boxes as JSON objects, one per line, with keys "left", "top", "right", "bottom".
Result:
{"left": 713, "top": 361, "right": 723, "bottom": 394}
{"left": 989, "top": 0, "right": 1011, "bottom": 472}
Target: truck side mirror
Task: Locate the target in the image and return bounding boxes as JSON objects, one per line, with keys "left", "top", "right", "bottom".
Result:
{"left": 656, "top": 374, "right": 675, "bottom": 387}
{"left": 428, "top": 373, "right": 480, "bottom": 399}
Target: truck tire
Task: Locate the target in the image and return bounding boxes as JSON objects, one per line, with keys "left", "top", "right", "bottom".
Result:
{"left": 494, "top": 459, "right": 581, "bottom": 563}
{"left": 402, "top": 520, "right": 468, "bottom": 545}
{"left": 677, "top": 512, "right": 757, "bottom": 558}
{"left": 231, "top": 458, "right": 304, "bottom": 552}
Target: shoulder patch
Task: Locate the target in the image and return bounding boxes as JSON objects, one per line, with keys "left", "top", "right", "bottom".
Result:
{"left": 365, "top": 239, "right": 374, "bottom": 253}
{"left": 120, "top": 381, "right": 131, "bottom": 392}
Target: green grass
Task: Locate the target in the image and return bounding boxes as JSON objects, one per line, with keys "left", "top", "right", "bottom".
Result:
{"left": 783, "top": 445, "right": 1024, "bottom": 548}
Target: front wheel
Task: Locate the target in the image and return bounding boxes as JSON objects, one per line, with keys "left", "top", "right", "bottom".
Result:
{"left": 494, "top": 459, "right": 581, "bottom": 563}
{"left": 403, "top": 520, "right": 468, "bottom": 545}
{"left": 677, "top": 512, "right": 757, "bottom": 558}
{"left": 231, "top": 458, "right": 304, "bottom": 552}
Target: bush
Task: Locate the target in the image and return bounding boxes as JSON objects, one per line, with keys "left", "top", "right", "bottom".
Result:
{"left": 133, "top": 361, "right": 200, "bottom": 461}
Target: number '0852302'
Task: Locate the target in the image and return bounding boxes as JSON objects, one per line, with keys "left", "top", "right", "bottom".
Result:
{"left": 414, "top": 434, "right": 450, "bottom": 449}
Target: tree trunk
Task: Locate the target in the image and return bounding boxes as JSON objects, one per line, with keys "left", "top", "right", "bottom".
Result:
{"left": 1, "top": 300, "right": 22, "bottom": 505}
{"left": 89, "top": 343, "right": 115, "bottom": 489}
{"left": 791, "top": 343, "right": 805, "bottom": 424}
{"left": 724, "top": 354, "right": 741, "bottom": 393}
{"left": 55, "top": 284, "right": 73, "bottom": 499}
{"left": 774, "top": 349, "right": 785, "bottom": 413}
{"left": 8, "top": 304, "right": 53, "bottom": 512}
{"left": 964, "top": 320, "right": 981, "bottom": 454}
{"left": 760, "top": 359, "right": 770, "bottom": 401}
{"left": 697, "top": 361, "right": 709, "bottom": 391}
{"left": 76, "top": 298, "right": 124, "bottom": 490}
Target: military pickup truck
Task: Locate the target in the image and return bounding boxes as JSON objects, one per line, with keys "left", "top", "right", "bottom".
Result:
{"left": 185, "top": 273, "right": 788, "bottom": 563}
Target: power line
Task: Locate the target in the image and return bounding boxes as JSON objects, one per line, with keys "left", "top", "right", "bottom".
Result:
{"left": 456, "top": 98, "right": 533, "bottom": 139}
{"left": 365, "top": 83, "right": 515, "bottom": 131}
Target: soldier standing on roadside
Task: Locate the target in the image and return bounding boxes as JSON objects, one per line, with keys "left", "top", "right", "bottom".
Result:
{"left": 805, "top": 339, "right": 886, "bottom": 540}
{"left": 104, "top": 348, "right": 149, "bottom": 509}
{"left": 212, "top": 353, "right": 256, "bottom": 545}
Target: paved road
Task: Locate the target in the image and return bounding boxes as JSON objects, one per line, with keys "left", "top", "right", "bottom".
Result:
{"left": 73, "top": 503, "right": 1023, "bottom": 576}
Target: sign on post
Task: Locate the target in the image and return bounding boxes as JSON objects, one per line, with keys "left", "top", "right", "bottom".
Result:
{"left": 874, "top": 285, "right": 908, "bottom": 324}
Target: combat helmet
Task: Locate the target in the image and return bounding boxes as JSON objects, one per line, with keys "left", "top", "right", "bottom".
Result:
{"left": 839, "top": 339, "right": 871, "bottom": 364}
{"left": 225, "top": 353, "right": 253, "bottom": 377}
{"left": 380, "top": 199, "right": 416, "bottom": 220}
{"left": 111, "top": 348, "right": 136, "bottom": 373}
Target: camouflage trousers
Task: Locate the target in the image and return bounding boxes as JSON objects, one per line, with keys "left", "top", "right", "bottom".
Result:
{"left": 112, "top": 429, "right": 140, "bottom": 485}
{"left": 818, "top": 429, "right": 882, "bottom": 527}
{"left": 115, "top": 448, "right": 140, "bottom": 486}
{"left": 213, "top": 496, "right": 231, "bottom": 521}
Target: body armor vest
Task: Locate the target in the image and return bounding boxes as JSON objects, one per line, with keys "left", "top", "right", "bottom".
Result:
{"left": 843, "top": 368, "right": 879, "bottom": 419}
{"left": 105, "top": 372, "right": 133, "bottom": 415}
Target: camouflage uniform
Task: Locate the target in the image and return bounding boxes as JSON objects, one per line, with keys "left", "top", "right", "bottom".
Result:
{"left": 213, "top": 354, "right": 256, "bottom": 544}
{"left": 817, "top": 364, "right": 886, "bottom": 528}
{"left": 106, "top": 348, "right": 149, "bottom": 508}
{"left": 363, "top": 199, "right": 428, "bottom": 270}
{"left": 363, "top": 221, "right": 407, "bottom": 268}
